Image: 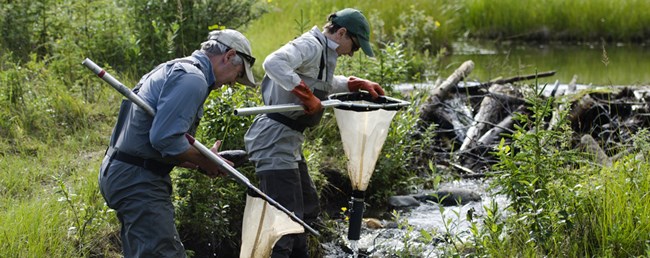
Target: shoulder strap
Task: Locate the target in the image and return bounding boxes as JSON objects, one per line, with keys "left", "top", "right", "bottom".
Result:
{"left": 109, "top": 58, "right": 202, "bottom": 149}
{"left": 133, "top": 58, "right": 200, "bottom": 93}
{"left": 313, "top": 36, "right": 327, "bottom": 81}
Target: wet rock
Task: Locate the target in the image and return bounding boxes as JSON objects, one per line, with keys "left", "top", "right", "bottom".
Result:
{"left": 388, "top": 195, "right": 421, "bottom": 209}
{"left": 413, "top": 187, "right": 482, "bottom": 206}
{"left": 363, "top": 218, "right": 383, "bottom": 229}
{"left": 383, "top": 221, "right": 399, "bottom": 228}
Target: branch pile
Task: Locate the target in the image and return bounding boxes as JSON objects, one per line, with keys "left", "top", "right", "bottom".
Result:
{"left": 411, "top": 60, "right": 650, "bottom": 176}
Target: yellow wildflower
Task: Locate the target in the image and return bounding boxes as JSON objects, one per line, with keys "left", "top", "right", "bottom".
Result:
{"left": 208, "top": 24, "right": 226, "bottom": 31}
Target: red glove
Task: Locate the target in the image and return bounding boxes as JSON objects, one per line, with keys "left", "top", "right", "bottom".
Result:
{"left": 347, "top": 76, "right": 385, "bottom": 99}
{"left": 291, "top": 81, "right": 323, "bottom": 115}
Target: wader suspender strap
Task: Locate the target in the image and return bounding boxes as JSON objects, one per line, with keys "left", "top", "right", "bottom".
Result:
{"left": 266, "top": 36, "right": 328, "bottom": 132}
{"left": 316, "top": 36, "right": 326, "bottom": 81}
{"left": 106, "top": 58, "right": 201, "bottom": 175}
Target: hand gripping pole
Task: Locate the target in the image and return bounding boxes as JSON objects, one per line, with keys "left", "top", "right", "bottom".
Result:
{"left": 82, "top": 58, "right": 320, "bottom": 237}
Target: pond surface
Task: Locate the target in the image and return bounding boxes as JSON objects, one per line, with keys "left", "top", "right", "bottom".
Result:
{"left": 439, "top": 40, "right": 650, "bottom": 86}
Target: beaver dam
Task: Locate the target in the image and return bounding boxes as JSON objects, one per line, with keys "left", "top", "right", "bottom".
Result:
{"left": 318, "top": 60, "right": 650, "bottom": 257}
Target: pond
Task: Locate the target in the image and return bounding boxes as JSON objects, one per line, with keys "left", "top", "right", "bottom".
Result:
{"left": 439, "top": 40, "right": 650, "bottom": 86}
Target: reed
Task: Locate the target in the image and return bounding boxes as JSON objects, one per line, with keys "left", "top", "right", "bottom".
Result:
{"left": 462, "top": 0, "right": 650, "bottom": 42}
{"left": 245, "top": 0, "right": 452, "bottom": 67}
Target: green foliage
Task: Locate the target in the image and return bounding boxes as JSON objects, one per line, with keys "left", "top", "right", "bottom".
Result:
{"left": 172, "top": 84, "right": 261, "bottom": 255}
{"left": 173, "top": 168, "right": 249, "bottom": 255}
{"left": 0, "top": 53, "right": 102, "bottom": 142}
{"left": 567, "top": 131, "right": 650, "bottom": 257}
{"left": 473, "top": 84, "right": 650, "bottom": 256}
{"left": 462, "top": 0, "right": 650, "bottom": 42}
{"left": 391, "top": 5, "right": 446, "bottom": 55}
{"left": 54, "top": 174, "right": 121, "bottom": 257}
{"left": 338, "top": 42, "right": 412, "bottom": 91}
{"left": 127, "top": 0, "right": 268, "bottom": 72}
{"left": 490, "top": 82, "right": 584, "bottom": 253}
{"left": 200, "top": 85, "right": 262, "bottom": 149}
{"left": 0, "top": 138, "right": 119, "bottom": 257}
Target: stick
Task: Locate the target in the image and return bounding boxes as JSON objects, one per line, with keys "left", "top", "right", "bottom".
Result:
{"left": 234, "top": 96, "right": 410, "bottom": 116}
{"left": 82, "top": 58, "right": 156, "bottom": 116}
{"left": 185, "top": 134, "right": 320, "bottom": 236}
{"left": 234, "top": 100, "right": 343, "bottom": 116}
{"left": 81, "top": 58, "right": 320, "bottom": 237}
{"left": 477, "top": 70, "right": 556, "bottom": 88}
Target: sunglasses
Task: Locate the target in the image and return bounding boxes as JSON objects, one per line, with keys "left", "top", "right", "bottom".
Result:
{"left": 348, "top": 33, "right": 360, "bottom": 52}
{"left": 214, "top": 39, "right": 256, "bottom": 66}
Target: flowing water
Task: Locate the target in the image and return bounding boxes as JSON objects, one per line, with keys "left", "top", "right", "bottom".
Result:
{"left": 322, "top": 179, "right": 509, "bottom": 257}
{"left": 439, "top": 40, "right": 650, "bottom": 86}
{"left": 322, "top": 41, "right": 650, "bottom": 257}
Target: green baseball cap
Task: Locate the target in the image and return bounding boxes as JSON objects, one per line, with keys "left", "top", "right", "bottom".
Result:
{"left": 331, "top": 8, "right": 374, "bottom": 57}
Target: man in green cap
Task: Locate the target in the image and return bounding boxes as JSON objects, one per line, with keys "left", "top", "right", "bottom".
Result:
{"left": 244, "top": 8, "right": 385, "bottom": 257}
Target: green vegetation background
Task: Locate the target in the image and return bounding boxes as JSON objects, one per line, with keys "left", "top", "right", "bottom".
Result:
{"left": 1, "top": 0, "right": 649, "bottom": 257}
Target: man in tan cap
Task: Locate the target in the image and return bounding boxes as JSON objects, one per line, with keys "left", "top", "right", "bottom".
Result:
{"left": 244, "top": 8, "right": 384, "bottom": 257}
{"left": 99, "top": 29, "right": 256, "bottom": 257}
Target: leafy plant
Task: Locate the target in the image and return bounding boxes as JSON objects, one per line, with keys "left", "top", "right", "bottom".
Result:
{"left": 127, "top": 0, "right": 268, "bottom": 72}
{"left": 490, "top": 80, "right": 582, "bottom": 253}
{"left": 172, "top": 84, "right": 260, "bottom": 256}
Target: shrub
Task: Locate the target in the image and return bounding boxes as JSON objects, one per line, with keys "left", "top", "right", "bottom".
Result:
{"left": 173, "top": 84, "right": 261, "bottom": 256}
{"left": 127, "top": 0, "right": 268, "bottom": 72}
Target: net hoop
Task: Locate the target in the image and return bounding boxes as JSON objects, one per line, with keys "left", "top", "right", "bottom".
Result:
{"left": 328, "top": 91, "right": 410, "bottom": 112}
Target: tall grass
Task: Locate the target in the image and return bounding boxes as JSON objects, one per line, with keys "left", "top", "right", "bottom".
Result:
{"left": 0, "top": 139, "right": 120, "bottom": 257}
{"left": 244, "top": 0, "right": 455, "bottom": 75}
{"left": 2, "top": 0, "right": 650, "bottom": 256}
{"left": 462, "top": 0, "right": 650, "bottom": 42}
{"left": 576, "top": 151, "right": 650, "bottom": 256}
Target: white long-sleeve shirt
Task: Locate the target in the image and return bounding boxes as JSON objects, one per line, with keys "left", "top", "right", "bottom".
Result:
{"left": 245, "top": 26, "right": 351, "bottom": 171}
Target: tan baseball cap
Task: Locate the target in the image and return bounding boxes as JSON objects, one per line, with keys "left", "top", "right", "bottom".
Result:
{"left": 207, "top": 29, "right": 256, "bottom": 87}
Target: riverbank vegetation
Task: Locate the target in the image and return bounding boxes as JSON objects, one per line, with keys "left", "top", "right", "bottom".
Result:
{"left": 1, "top": 0, "right": 649, "bottom": 257}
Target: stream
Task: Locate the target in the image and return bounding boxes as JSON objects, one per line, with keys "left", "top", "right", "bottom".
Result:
{"left": 319, "top": 41, "right": 649, "bottom": 257}
{"left": 321, "top": 179, "right": 509, "bottom": 257}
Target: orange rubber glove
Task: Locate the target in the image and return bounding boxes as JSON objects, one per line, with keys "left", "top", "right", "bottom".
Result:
{"left": 291, "top": 81, "right": 323, "bottom": 115}
{"left": 347, "top": 76, "right": 385, "bottom": 99}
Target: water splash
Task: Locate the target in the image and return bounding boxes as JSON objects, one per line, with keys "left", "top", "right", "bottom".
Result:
{"left": 349, "top": 240, "right": 359, "bottom": 258}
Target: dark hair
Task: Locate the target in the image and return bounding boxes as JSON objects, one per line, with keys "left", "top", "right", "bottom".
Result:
{"left": 324, "top": 12, "right": 344, "bottom": 34}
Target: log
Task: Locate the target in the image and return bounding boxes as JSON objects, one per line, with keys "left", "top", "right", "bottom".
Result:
{"left": 567, "top": 74, "right": 578, "bottom": 94}
{"left": 579, "top": 134, "right": 611, "bottom": 166}
{"left": 459, "top": 84, "right": 521, "bottom": 152}
{"left": 569, "top": 94, "right": 597, "bottom": 132}
{"left": 477, "top": 104, "right": 526, "bottom": 146}
{"left": 476, "top": 70, "right": 556, "bottom": 88}
{"left": 419, "top": 60, "right": 474, "bottom": 123}
{"left": 546, "top": 79, "right": 576, "bottom": 131}
{"left": 435, "top": 96, "right": 474, "bottom": 142}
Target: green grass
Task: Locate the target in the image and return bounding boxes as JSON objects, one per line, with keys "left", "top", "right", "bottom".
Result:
{"left": 244, "top": 0, "right": 452, "bottom": 76}
{"left": 0, "top": 135, "right": 121, "bottom": 257}
{"left": 2, "top": 0, "right": 650, "bottom": 256}
{"left": 584, "top": 157, "right": 650, "bottom": 256}
{"left": 462, "top": 0, "right": 650, "bottom": 42}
